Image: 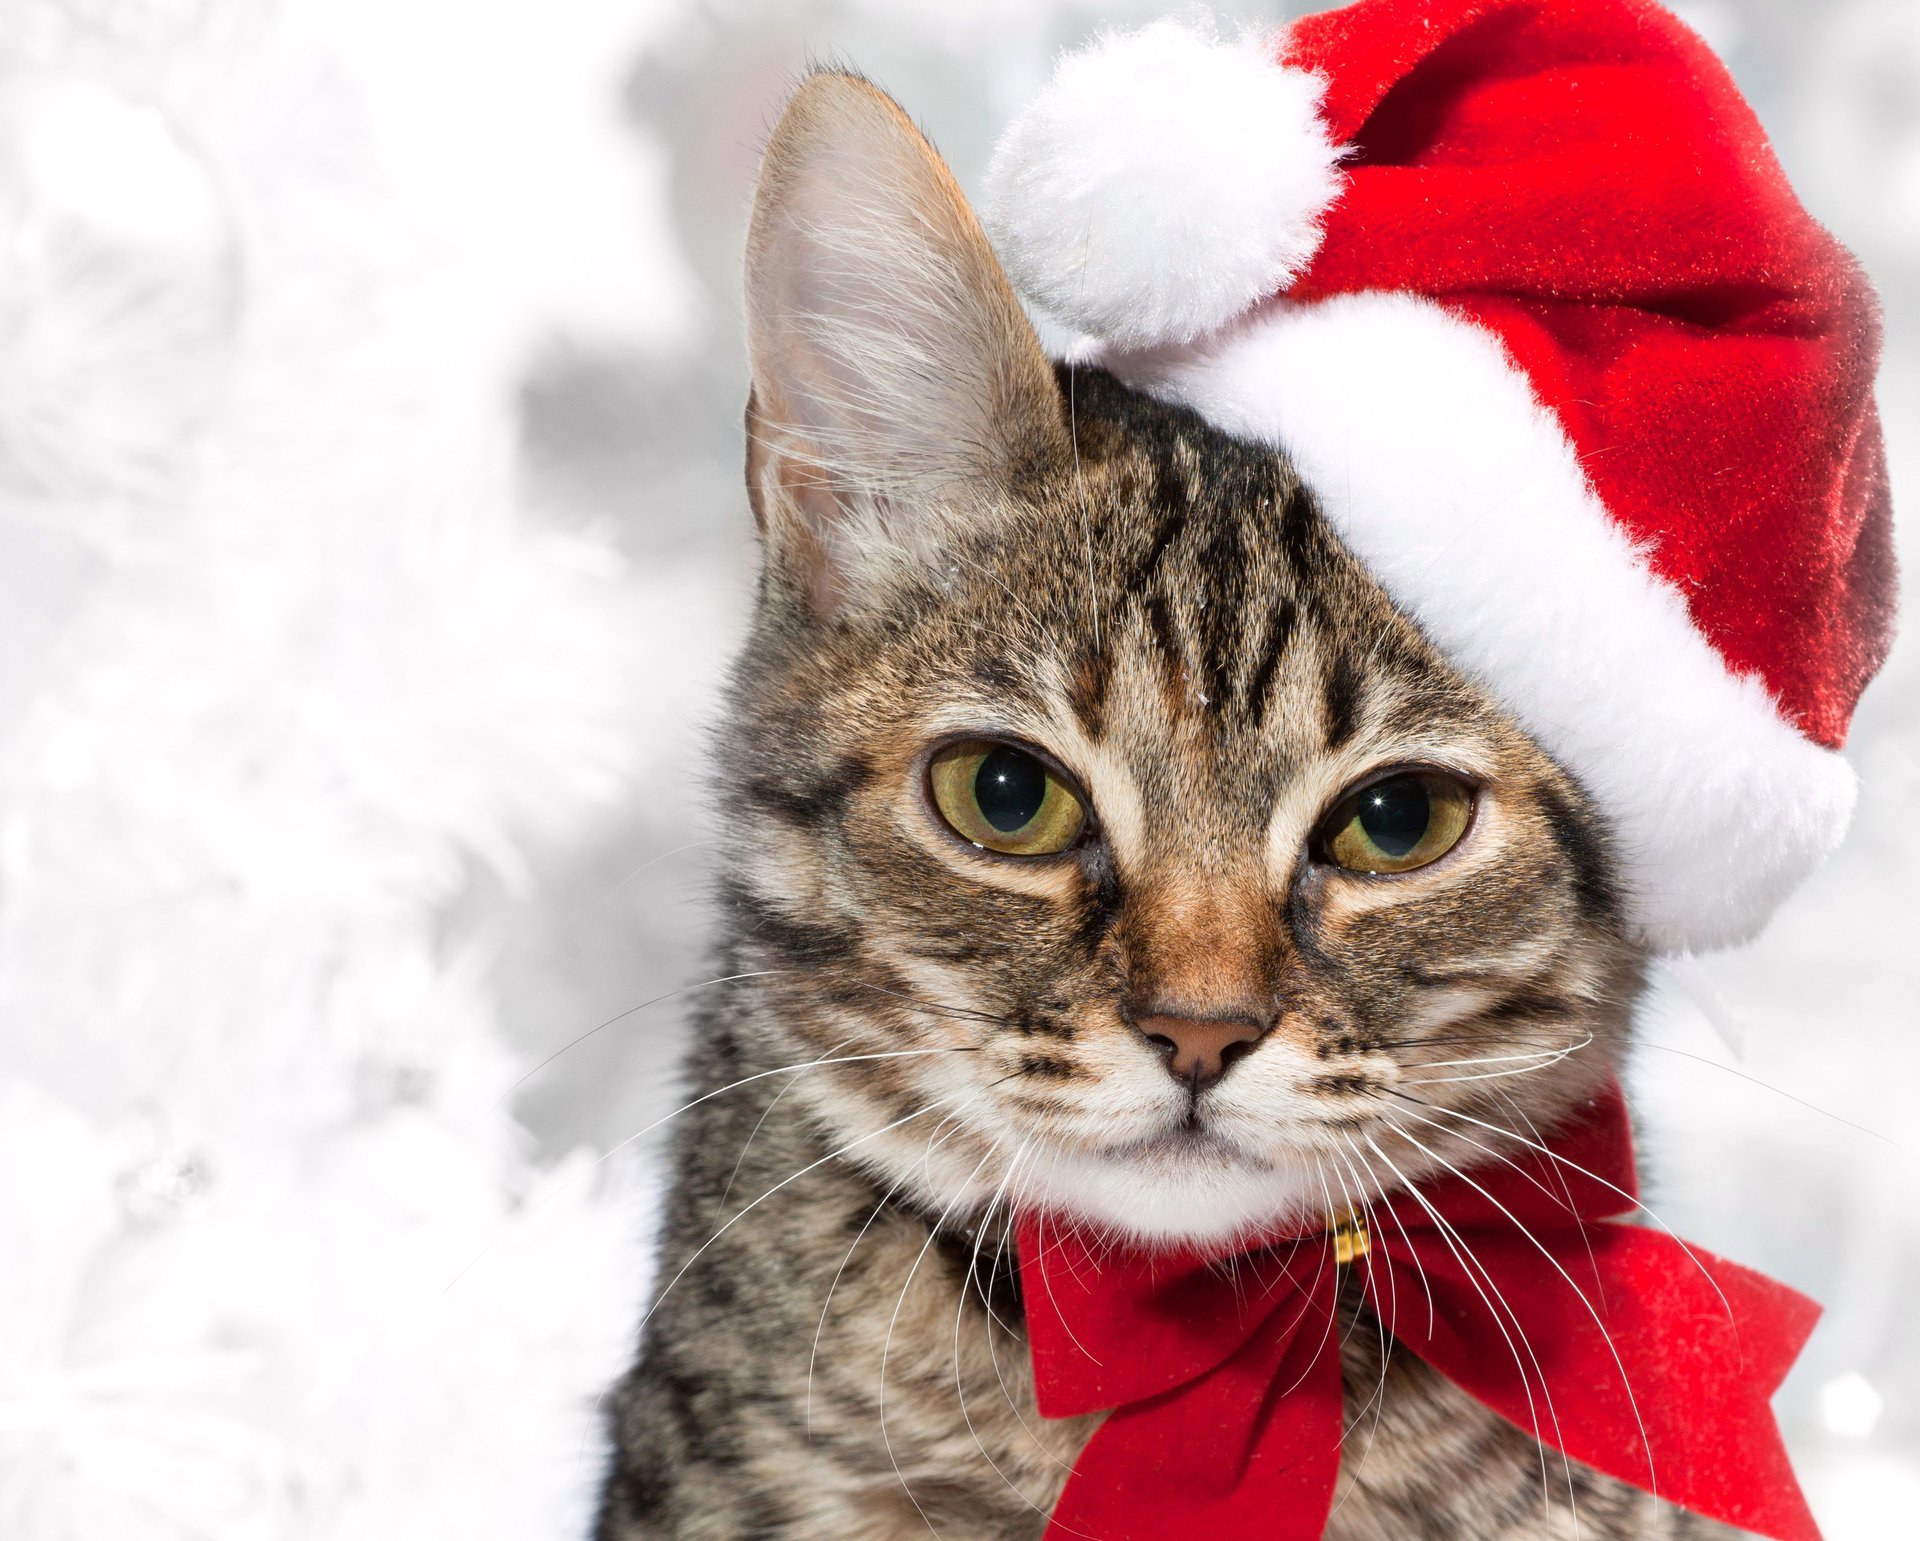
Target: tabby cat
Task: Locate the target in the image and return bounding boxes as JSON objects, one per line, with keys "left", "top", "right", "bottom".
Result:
{"left": 596, "top": 71, "right": 1735, "bottom": 1539}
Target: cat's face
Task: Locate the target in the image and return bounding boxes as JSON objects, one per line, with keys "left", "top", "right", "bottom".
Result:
{"left": 722, "top": 72, "right": 1638, "bottom": 1245}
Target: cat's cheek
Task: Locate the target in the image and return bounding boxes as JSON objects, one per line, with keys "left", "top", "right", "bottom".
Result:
{"left": 892, "top": 814, "right": 1092, "bottom": 907}
{"left": 737, "top": 814, "right": 843, "bottom": 915}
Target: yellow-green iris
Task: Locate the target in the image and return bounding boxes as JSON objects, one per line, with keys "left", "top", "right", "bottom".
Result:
{"left": 928, "top": 740, "right": 1086, "bottom": 856}
{"left": 1319, "top": 771, "right": 1474, "bottom": 874}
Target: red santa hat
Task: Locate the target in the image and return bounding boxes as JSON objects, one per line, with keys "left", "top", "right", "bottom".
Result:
{"left": 983, "top": 0, "right": 1895, "bottom": 955}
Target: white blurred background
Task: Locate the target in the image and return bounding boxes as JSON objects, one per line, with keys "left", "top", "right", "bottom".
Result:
{"left": 0, "top": 1, "right": 1912, "bottom": 1536}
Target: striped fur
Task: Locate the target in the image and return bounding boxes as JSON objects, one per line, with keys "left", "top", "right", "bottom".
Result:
{"left": 596, "top": 71, "right": 1745, "bottom": 1541}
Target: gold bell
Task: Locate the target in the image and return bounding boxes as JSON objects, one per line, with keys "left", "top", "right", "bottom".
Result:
{"left": 1328, "top": 1207, "right": 1371, "bottom": 1266}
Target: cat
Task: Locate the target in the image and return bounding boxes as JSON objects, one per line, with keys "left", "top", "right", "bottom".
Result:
{"left": 595, "top": 70, "right": 1735, "bottom": 1540}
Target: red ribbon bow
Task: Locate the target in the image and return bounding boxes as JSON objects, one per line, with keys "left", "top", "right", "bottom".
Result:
{"left": 1017, "top": 1086, "right": 1823, "bottom": 1540}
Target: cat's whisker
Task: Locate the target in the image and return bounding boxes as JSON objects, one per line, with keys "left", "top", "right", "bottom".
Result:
{"left": 1400, "top": 1014, "right": 1897, "bottom": 1145}
{"left": 608, "top": 836, "right": 718, "bottom": 894}
{"left": 952, "top": 1138, "right": 1020, "bottom": 1350}
{"left": 736, "top": 1040, "right": 988, "bottom": 1113}
{"left": 448, "top": 1048, "right": 971, "bottom": 1297}
{"left": 1342, "top": 1131, "right": 1433, "bottom": 1337}
{"left": 1016, "top": 1141, "right": 1139, "bottom": 1359}
{"left": 1385, "top": 1089, "right": 1735, "bottom": 1334}
{"left": 1633, "top": 1039, "right": 1898, "bottom": 1145}
{"left": 1407, "top": 1049, "right": 1576, "bottom": 1070}
{"left": 639, "top": 1095, "right": 967, "bottom": 1339}
{"left": 1333, "top": 1137, "right": 1397, "bottom": 1339}
{"left": 1320, "top": 1136, "right": 1413, "bottom": 1512}
{"left": 1381, "top": 1113, "right": 1659, "bottom": 1529}
{"left": 504, "top": 960, "right": 1012, "bottom": 1110}
{"left": 919, "top": 1107, "right": 968, "bottom": 1179}
{"left": 1317, "top": 1156, "right": 1372, "bottom": 1358}
{"left": 1025, "top": 1205, "right": 1105, "bottom": 1372}
{"left": 1371, "top": 1032, "right": 1599, "bottom": 1056}
{"left": 806, "top": 1161, "right": 911, "bottom": 1436}
{"left": 946, "top": 1136, "right": 1064, "bottom": 1523}
{"left": 1319, "top": 1141, "right": 1398, "bottom": 1530}
{"left": 878, "top": 1135, "right": 1003, "bottom": 1538}
{"left": 494, "top": 969, "right": 791, "bottom": 1103}
{"left": 1261, "top": 1204, "right": 1341, "bottom": 1407}
{"left": 1328, "top": 1148, "right": 1445, "bottom": 1533}
{"left": 1383, "top": 1092, "right": 1597, "bottom": 1253}
{"left": 1365, "top": 1128, "right": 1574, "bottom": 1529}
{"left": 711, "top": 1033, "right": 862, "bottom": 1224}
{"left": 1411, "top": 1034, "right": 1593, "bottom": 1070}
{"left": 1486, "top": 1084, "right": 1614, "bottom": 1317}
{"left": 1400, "top": 1051, "right": 1584, "bottom": 1087}
{"left": 1336, "top": 1139, "right": 1403, "bottom": 1426}
{"left": 597, "top": 1042, "right": 981, "bottom": 1173}
{"left": 977, "top": 1150, "right": 1084, "bottom": 1481}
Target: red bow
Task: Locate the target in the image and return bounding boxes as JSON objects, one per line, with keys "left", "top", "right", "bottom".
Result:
{"left": 1017, "top": 1086, "right": 1822, "bottom": 1540}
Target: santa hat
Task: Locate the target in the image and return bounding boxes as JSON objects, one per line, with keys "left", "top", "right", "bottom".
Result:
{"left": 983, "top": 0, "right": 1895, "bottom": 955}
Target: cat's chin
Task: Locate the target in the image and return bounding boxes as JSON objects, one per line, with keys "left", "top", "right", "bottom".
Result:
{"left": 1018, "top": 1131, "right": 1329, "bottom": 1250}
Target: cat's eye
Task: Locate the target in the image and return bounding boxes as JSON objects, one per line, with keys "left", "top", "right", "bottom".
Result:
{"left": 1316, "top": 770, "right": 1474, "bottom": 875}
{"left": 927, "top": 740, "right": 1087, "bottom": 856}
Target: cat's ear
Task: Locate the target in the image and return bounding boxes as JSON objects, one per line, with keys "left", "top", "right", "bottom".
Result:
{"left": 744, "top": 71, "right": 1069, "bottom": 615}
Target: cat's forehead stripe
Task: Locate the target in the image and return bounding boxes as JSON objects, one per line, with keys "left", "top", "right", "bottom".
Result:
{"left": 1243, "top": 596, "right": 1298, "bottom": 732}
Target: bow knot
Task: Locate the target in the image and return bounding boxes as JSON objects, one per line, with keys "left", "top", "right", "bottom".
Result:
{"left": 1018, "top": 1086, "right": 1822, "bottom": 1541}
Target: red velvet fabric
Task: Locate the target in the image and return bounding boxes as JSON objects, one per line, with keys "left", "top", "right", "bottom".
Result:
{"left": 1019, "top": 1085, "right": 1822, "bottom": 1540}
{"left": 1278, "top": 0, "right": 1893, "bottom": 749}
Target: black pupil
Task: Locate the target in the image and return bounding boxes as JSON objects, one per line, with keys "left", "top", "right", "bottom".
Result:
{"left": 974, "top": 747, "right": 1048, "bottom": 833}
{"left": 1357, "top": 777, "right": 1431, "bottom": 858}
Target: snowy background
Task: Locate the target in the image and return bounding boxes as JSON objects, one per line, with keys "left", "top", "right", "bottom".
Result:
{"left": 0, "top": 1, "right": 1912, "bottom": 1536}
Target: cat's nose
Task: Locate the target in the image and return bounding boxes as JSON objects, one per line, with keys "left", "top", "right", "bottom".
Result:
{"left": 1133, "top": 1013, "right": 1265, "bottom": 1093}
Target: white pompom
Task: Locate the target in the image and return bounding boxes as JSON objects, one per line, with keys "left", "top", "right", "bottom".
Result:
{"left": 983, "top": 20, "right": 1344, "bottom": 349}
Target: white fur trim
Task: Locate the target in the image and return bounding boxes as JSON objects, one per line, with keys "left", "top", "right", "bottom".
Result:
{"left": 1098, "top": 293, "right": 1856, "bottom": 954}
{"left": 982, "top": 19, "right": 1343, "bottom": 349}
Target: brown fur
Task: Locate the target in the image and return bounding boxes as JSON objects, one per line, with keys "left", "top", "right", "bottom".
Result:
{"left": 596, "top": 71, "right": 1744, "bottom": 1540}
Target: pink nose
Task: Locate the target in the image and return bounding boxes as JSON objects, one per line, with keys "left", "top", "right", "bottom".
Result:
{"left": 1135, "top": 1013, "right": 1265, "bottom": 1091}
